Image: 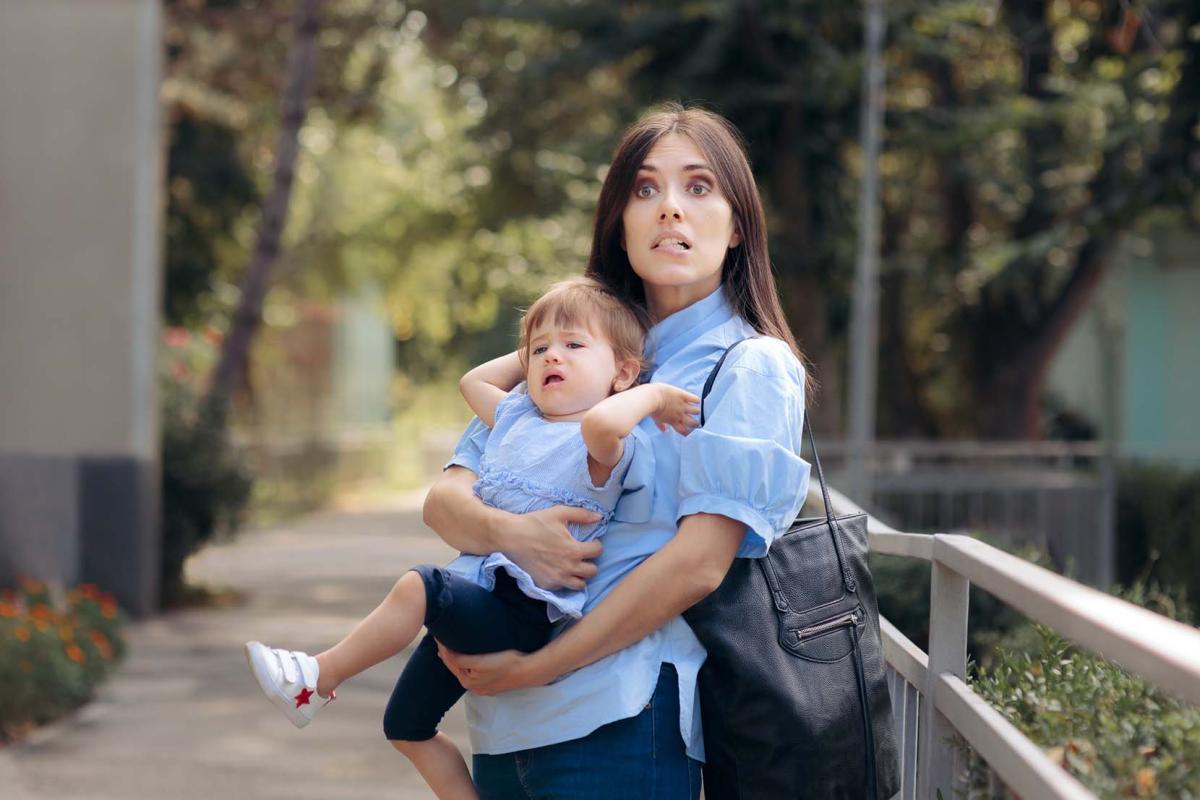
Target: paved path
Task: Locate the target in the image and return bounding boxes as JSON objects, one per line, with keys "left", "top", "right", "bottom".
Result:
{"left": 1, "top": 492, "right": 468, "bottom": 799}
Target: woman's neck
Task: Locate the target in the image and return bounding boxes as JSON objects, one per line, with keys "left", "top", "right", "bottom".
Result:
{"left": 645, "top": 281, "right": 721, "bottom": 322}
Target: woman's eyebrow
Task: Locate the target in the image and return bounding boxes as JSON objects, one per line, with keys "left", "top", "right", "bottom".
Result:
{"left": 638, "top": 163, "right": 714, "bottom": 174}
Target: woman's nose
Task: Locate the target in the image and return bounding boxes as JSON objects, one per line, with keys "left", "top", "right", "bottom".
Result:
{"left": 658, "top": 187, "right": 683, "bottom": 221}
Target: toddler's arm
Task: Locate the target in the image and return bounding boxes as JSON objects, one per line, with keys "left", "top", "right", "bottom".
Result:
{"left": 460, "top": 351, "right": 524, "bottom": 427}
{"left": 581, "top": 383, "right": 700, "bottom": 483}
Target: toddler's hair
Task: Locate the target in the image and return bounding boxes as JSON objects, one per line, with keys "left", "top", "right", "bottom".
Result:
{"left": 518, "top": 276, "right": 649, "bottom": 378}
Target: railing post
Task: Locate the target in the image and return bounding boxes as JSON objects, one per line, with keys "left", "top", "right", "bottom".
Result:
{"left": 918, "top": 538, "right": 969, "bottom": 799}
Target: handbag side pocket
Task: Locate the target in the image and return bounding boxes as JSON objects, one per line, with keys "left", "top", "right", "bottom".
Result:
{"left": 779, "top": 605, "right": 866, "bottom": 663}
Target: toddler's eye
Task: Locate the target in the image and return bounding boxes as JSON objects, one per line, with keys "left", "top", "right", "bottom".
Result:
{"left": 567, "top": 342, "right": 585, "bottom": 349}
{"left": 532, "top": 346, "right": 547, "bottom": 355}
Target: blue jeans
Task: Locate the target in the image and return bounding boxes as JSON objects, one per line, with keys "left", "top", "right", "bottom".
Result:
{"left": 472, "top": 664, "right": 701, "bottom": 800}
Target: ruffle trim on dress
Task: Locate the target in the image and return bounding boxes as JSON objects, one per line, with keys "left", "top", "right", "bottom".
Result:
{"left": 474, "top": 464, "right": 614, "bottom": 520}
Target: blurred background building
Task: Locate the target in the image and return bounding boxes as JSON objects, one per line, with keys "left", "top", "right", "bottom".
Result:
{"left": 0, "top": 0, "right": 164, "bottom": 616}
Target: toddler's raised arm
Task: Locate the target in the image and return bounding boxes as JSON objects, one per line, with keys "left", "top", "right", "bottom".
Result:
{"left": 459, "top": 351, "right": 524, "bottom": 427}
{"left": 580, "top": 383, "right": 700, "bottom": 482}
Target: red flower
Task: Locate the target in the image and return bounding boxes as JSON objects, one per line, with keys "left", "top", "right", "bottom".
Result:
{"left": 163, "top": 327, "right": 190, "bottom": 347}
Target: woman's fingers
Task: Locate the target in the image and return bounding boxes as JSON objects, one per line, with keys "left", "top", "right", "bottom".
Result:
{"left": 436, "top": 642, "right": 471, "bottom": 682}
{"left": 436, "top": 643, "right": 529, "bottom": 695}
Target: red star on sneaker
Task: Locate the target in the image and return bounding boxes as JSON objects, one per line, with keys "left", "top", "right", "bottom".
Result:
{"left": 294, "top": 688, "right": 314, "bottom": 707}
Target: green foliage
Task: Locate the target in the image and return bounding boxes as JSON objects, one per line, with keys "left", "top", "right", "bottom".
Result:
{"left": 164, "top": 111, "right": 258, "bottom": 326}
{"left": 1116, "top": 460, "right": 1200, "bottom": 621}
{"left": 160, "top": 332, "right": 253, "bottom": 607}
{"left": 163, "top": 1, "right": 1200, "bottom": 438}
{"left": 0, "top": 579, "right": 126, "bottom": 743}
{"left": 414, "top": 0, "right": 1200, "bottom": 437}
{"left": 961, "top": 618, "right": 1200, "bottom": 799}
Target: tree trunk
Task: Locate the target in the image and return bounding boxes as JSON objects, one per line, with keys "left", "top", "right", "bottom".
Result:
{"left": 771, "top": 99, "right": 841, "bottom": 434}
{"left": 202, "top": 0, "right": 323, "bottom": 431}
{"left": 974, "top": 238, "right": 1111, "bottom": 438}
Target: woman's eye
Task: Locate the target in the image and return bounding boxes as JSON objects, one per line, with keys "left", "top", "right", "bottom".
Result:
{"left": 635, "top": 184, "right": 657, "bottom": 198}
{"left": 689, "top": 183, "right": 710, "bottom": 196}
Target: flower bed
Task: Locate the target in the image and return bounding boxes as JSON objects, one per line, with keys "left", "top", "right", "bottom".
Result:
{"left": 0, "top": 578, "right": 126, "bottom": 743}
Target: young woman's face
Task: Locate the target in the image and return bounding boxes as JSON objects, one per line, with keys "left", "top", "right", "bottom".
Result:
{"left": 621, "top": 133, "right": 741, "bottom": 318}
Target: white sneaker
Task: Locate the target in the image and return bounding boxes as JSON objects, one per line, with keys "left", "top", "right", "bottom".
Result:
{"left": 244, "top": 641, "right": 334, "bottom": 728}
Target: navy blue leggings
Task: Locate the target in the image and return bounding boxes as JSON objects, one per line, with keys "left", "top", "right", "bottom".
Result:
{"left": 383, "top": 565, "right": 553, "bottom": 742}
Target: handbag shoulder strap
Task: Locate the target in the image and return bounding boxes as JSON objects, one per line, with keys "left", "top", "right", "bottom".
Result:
{"left": 699, "top": 337, "right": 855, "bottom": 590}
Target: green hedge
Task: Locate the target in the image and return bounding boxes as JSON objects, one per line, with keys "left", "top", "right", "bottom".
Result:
{"left": 160, "top": 381, "right": 252, "bottom": 607}
{"left": 959, "top": 585, "right": 1199, "bottom": 799}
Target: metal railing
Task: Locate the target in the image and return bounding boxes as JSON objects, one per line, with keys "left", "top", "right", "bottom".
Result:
{"left": 818, "top": 486, "right": 1200, "bottom": 799}
{"left": 819, "top": 441, "right": 1116, "bottom": 588}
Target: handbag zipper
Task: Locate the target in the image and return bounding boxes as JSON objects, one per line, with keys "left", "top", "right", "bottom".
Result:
{"left": 793, "top": 610, "right": 861, "bottom": 642}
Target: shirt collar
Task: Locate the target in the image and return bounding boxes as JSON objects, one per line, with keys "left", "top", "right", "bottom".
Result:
{"left": 645, "top": 285, "right": 734, "bottom": 367}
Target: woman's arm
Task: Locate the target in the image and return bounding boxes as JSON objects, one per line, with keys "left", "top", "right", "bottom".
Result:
{"left": 439, "top": 512, "right": 743, "bottom": 694}
{"left": 459, "top": 351, "right": 524, "bottom": 427}
{"left": 423, "top": 466, "right": 605, "bottom": 591}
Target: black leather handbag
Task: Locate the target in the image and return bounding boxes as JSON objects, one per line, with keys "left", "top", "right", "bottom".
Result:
{"left": 682, "top": 339, "right": 900, "bottom": 799}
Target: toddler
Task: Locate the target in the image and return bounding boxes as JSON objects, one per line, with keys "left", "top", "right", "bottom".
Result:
{"left": 244, "top": 277, "right": 700, "bottom": 799}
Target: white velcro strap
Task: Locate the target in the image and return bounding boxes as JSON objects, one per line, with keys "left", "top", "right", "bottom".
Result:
{"left": 296, "top": 653, "right": 318, "bottom": 689}
{"left": 275, "top": 648, "right": 300, "bottom": 685}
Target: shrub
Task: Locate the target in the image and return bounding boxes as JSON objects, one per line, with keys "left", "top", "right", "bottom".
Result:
{"left": 957, "top": 584, "right": 1199, "bottom": 799}
{"left": 1117, "top": 461, "right": 1200, "bottom": 621}
{"left": 0, "top": 578, "right": 127, "bottom": 743}
{"left": 159, "top": 327, "right": 252, "bottom": 607}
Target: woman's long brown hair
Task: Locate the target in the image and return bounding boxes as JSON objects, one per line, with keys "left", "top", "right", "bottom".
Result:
{"left": 585, "top": 102, "right": 813, "bottom": 396}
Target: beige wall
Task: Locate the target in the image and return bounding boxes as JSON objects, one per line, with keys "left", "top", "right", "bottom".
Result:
{"left": 0, "top": 0, "right": 162, "bottom": 459}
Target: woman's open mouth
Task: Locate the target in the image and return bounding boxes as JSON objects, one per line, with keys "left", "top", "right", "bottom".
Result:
{"left": 653, "top": 239, "right": 691, "bottom": 254}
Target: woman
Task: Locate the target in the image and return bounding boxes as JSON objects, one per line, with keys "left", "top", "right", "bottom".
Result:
{"left": 423, "top": 102, "right": 811, "bottom": 798}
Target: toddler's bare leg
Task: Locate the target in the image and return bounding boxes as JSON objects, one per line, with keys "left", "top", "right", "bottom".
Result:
{"left": 314, "top": 570, "right": 426, "bottom": 697}
{"left": 392, "top": 735, "right": 478, "bottom": 800}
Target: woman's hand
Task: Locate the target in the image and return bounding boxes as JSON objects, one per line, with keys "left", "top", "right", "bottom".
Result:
{"left": 425, "top": 469, "right": 601, "bottom": 591}
{"left": 507, "top": 506, "right": 604, "bottom": 591}
{"left": 650, "top": 384, "right": 701, "bottom": 436}
{"left": 436, "top": 643, "right": 548, "bottom": 696}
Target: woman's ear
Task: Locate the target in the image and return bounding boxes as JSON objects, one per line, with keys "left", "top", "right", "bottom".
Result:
{"left": 729, "top": 225, "right": 742, "bottom": 249}
{"left": 612, "top": 359, "right": 641, "bottom": 392}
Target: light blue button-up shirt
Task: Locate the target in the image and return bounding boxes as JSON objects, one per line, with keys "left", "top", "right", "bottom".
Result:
{"left": 445, "top": 285, "right": 811, "bottom": 761}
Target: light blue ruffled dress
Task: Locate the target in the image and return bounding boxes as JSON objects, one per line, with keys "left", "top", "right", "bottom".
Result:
{"left": 445, "top": 389, "right": 644, "bottom": 622}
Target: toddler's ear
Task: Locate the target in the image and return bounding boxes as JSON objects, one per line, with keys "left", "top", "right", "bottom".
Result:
{"left": 612, "top": 358, "right": 641, "bottom": 392}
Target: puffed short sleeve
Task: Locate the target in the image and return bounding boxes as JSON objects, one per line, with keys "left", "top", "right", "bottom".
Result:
{"left": 676, "top": 339, "right": 810, "bottom": 558}
{"left": 443, "top": 416, "right": 491, "bottom": 475}
{"left": 612, "top": 424, "right": 655, "bottom": 523}
{"left": 444, "top": 384, "right": 536, "bottom": 475}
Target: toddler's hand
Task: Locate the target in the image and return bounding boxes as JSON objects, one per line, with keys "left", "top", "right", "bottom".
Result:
{"left": 651, "top": 384, "right": 701, "bottom": 435}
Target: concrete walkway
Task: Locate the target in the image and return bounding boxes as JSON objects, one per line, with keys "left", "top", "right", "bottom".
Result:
{"left": 1, "top": 492, "right": 468, "bottom": 799}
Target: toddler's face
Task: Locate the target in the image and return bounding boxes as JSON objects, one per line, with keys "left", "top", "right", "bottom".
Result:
{"left": 525, "top": 318, "right": 636, "bottom": 421}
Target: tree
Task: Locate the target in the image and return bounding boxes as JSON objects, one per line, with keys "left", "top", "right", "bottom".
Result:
{"left": 885, "top": 0, "right": 1200, "bottom": 436}
{"left": 202, "top": 0, "right": 324, "bottom": 429}
{"left": 414, "top": 0, "right": 1200, "bottom": 438}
